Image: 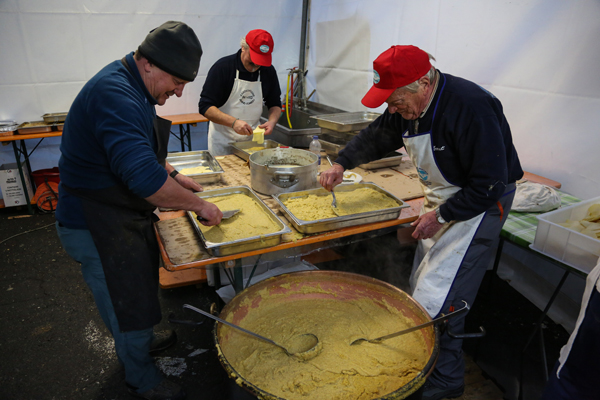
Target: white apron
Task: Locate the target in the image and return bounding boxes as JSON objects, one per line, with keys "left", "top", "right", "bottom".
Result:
{"left": 556, "top": 258, "right": 600, "bottom": 377}
{"left": 208, "top": 70, "right": 263, "bottom": 156}
{"left": 405, "top": 120, "right": 484, "bottom": 318}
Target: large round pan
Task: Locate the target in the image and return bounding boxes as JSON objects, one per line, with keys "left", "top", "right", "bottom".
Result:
{"left": 213, "top": 270, "right": 439, "bottom": 400}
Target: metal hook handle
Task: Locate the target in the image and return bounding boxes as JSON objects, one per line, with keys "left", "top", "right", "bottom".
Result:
{"left": 447, "top": 326, "right": 486, "bottom": 339}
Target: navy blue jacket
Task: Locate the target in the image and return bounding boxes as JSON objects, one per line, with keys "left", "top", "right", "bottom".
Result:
{"left": 56, "top": 52, "right": 167, "bottom": 228}
{"left": 335, "top": 71, "right": 523, "bottom": 222}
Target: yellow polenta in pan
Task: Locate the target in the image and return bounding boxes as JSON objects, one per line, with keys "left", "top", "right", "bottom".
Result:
{"left": 283, "top": 187, "right": 399, "bottom": 221}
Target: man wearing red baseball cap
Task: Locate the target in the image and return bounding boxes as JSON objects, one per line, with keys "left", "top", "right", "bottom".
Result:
{"left": 199, "top": 29, "right": 282, "bottom": 156}
{"left": 320, "top": 45, "right": 523, "bottom": 400}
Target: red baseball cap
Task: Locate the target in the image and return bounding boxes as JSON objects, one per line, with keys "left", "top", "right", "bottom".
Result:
{"left": 361, "top": 45, "right": 432, "bottom": 108}
{"left": 246, "top": 29, "right": 274, "bottom": 67}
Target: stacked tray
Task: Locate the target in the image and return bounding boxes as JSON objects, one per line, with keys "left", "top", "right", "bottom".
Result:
{"left": 17, "top": 121, "right": 61, "bottom": 134}
{"left": 359, "top": 152, "right": 405, "bottom": 170}
{"left": 319, "top": 134, "right": 404, "bottom": 169}
{"left": 187, "top": 186, "right": 291, "bottom": 256}
{"left": 272, "top": 182, "right": 409, "bottom": 234}
{"left": 0, "top": 120, "right": 18, "bottom": 136}
{"left": 16, "top": 112, "right": 68, "bottom": 134}
{"left": 230, "top": 139, "right": 284, "bottom": 162}
{"left": 311, "top": 112, "right": 381, "bottom": 132}
{"left": 166, "top": 151, "right": 223, "bottom": 184}
{"left": 42, "top": 112, "right": 67, "bottom": 124}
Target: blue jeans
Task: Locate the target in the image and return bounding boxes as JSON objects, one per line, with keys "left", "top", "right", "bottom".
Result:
{"left": 56, "top": 222, "right": 163, "bottom": 393}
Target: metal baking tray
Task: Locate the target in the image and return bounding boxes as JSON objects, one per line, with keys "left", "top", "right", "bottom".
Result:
{"left": 359, "top": 152, "right": 405, "bottom": 170}
{"left": 319, "top": 132, "right": 404, "bottom": 169}
{"left": 0, "top": 120, "right": 18, "bottom": 133}
{"left": 230, "top": 139, "right": 284, "bottom": 162}
{"left": 186, "top": 186, "right": 291, "bottom": 256}
{"left": 272, "top": 182, "right": 409, "bottom": 234}
{"left": 318, "top": 133, "right": 352, "bottom": 159}
{"left": 17, "top": 121, "right": 53, "bottom": 134}
{"left": 311, "top": 112, "right": 381, "bottom": 132}
{"left": 166, "top": 150, "right": 224, "bottom": 184}
{"left": 42, "top": 112, "right": 68, "bottom": 124}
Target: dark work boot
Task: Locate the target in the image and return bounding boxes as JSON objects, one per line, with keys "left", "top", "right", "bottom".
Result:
{"left": 128, "top": 379, "right": 186, "bottom": 400}
{"left": 422, "top": 380, "right": 464, "bottom": 400}
{"left": 149, "top": 330, "right": 177, "bottom": 356}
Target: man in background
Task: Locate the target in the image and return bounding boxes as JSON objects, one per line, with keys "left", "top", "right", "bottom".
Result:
{"left": 198, "top": 29, "right": 282, "bottom": 156}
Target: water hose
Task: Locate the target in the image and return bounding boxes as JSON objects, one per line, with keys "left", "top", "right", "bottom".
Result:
{"left": 286, "top": 73, "right": 292, "bottom": 128}
{"left": 288, "top": 69, "right": 295, "bottom": 120}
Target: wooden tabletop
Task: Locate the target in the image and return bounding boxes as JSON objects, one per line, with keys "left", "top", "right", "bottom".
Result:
{"left": 155, "top": 153, "right": 425, "bottom": 271}
{"left": 161, "top": 113, "right": 208, "bottom": 125}
{"left": 156, "top": 198, "right": 423, "bottom": 271}
{"left": 0, "top": 131, "right": 62, "bottom": 142}
{"left": 0, "top": 114, "right": 207, "bottom": 142}
{"left": 522, "top": 171, "right": 561, "bottom": 189}
{"left": 155, "top": 156, "right": 562, "bottom": 272}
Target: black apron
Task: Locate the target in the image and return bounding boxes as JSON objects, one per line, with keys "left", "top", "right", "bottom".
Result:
{"left": 64, "top": 111, "right": 172, "bottom": 332}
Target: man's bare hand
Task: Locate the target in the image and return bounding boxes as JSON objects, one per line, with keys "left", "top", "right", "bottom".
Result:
{"left": 174, "top": 174, "right": 203, "bottom": 192}
{"left": 319, "top": 164, "right": 344, "bottom": 191}
{"left": 232, "top": 119, "right": 252, "bottom": 136}
{"left": 259, "top": 120, "right": 276, "bottom": 135}
{"left": 410, "top": 210, "right": 444, "bottom": 240}
{"left": 195, "top": 202, "right": 222, "bottom": 226}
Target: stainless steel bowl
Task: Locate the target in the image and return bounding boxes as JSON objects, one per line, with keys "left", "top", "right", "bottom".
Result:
{"left": 249, "top": 148, "right": 319, "bottom": 195}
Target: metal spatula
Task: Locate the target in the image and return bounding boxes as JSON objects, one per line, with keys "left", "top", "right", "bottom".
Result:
{"left": 197, "top": 209, "right": 240, "bottom": 222}
{"left": 330, "top": 190, "right": 341, "bottom": 216}
{"left": 350, "top": 300, "right": 470, "bottom": 345}
{"left": 183, "top": 304, "right": 322, "bottom": 360}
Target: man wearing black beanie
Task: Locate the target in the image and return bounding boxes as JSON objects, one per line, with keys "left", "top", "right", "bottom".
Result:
{"left": 55, "top": 21, "right": 221, "bottom": 400}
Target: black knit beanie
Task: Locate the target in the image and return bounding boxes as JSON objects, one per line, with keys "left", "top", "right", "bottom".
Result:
{"left": 138, "top": 21, "right": 202, "bottom": 82}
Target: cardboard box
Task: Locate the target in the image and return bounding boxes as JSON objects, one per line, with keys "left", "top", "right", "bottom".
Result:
{"left": 532, "top": 196, "right": 600, "bottom": 274}
{"left": 0, "top": 163, "right": 34, "bottom": 207}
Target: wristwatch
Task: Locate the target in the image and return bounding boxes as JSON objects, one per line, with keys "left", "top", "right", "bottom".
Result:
{"left": 169, "top": 170, "right": 179, "bottom": 179}
{"left": 435, "top": 207, "right": 446, "bottom": 224}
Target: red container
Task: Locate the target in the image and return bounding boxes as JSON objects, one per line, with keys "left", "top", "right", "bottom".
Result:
{"left": 32, "top": 167, "right": 60, "bottom": 188}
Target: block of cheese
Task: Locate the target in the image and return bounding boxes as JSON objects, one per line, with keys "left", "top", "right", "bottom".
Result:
{"left": 253, "top": 127, "right": 265, "bottom": 144}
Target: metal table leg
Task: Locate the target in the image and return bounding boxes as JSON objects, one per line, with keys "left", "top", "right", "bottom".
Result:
{"left": 170, "top": 124, "right": 192, "bottom": 152}
{"left": 518, "top": 268, "right": 570, "bottom": 399}
{"left": 522, "top": 269, "right": 570, "bottom": 354}
{"left": 219, "top": 259, "right": 244, "bottom": 294}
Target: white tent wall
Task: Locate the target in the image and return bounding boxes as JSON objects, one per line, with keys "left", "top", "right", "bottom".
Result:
{"left": 0, "top": 0, "right": 303, "bottom": 172}
{"left": 304, "top": 0, "right": 600, "bottom": 332}
{"left": 305, "top": 0, "right": 600, "bottom": 200}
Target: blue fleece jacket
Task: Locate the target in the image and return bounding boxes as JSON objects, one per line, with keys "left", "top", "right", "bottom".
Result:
{"left": 56, "top": 52, "right": 168, "bottom": 229}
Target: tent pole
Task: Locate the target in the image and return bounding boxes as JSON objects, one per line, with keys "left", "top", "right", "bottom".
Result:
{"left": 298, "top": 0, "right": 310, "bottom": 110}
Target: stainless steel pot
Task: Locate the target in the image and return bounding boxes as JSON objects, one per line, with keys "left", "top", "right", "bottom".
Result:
{"left": 249, "top": 148, "right": 319, "bottom": 195}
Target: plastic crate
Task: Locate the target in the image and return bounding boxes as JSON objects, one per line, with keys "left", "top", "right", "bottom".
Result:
{"left": 531, "top": 196, "right": 600, "bottom": 274}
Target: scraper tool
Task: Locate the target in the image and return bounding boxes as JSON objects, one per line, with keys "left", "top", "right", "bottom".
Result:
{"left": 196, "top": 209, "right": 240, "bottom": 222}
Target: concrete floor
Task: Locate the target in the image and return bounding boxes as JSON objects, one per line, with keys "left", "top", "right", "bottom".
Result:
{"left": 0, "top": 206, "right": 569, "bottom": 400}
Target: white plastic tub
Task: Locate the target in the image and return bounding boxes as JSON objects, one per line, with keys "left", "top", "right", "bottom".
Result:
{"left": 531, "top": 196, "right": 600, "bottom": 274}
